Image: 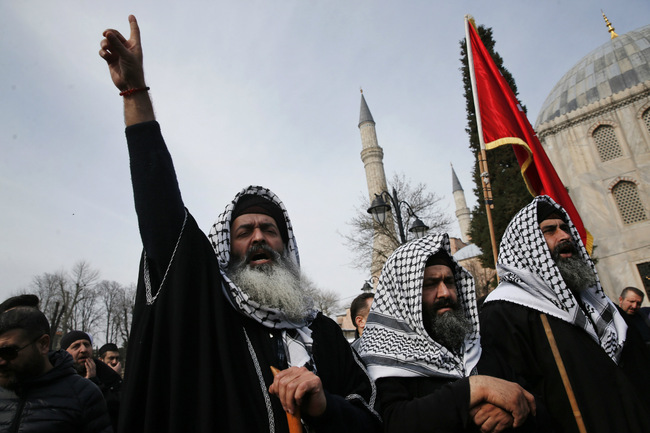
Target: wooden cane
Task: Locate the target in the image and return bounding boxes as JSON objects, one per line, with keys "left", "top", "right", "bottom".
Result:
{"left": 271, "top": 366, "right": 303, "bottom": 433}
{"left": 540, "top": 314, "right": 588, "bottom": 433}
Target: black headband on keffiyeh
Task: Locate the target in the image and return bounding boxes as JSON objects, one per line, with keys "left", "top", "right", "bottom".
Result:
{"left": 230, "top": 194, "right": 290, "bottom": 244}
{"left": 485, "top": 195, "right": 627, "bottom": 363}
{"left": 358, "top": 233, "right": 481, "bottom": 380}
{"left": 208, "top": 185, "right": 316, "bottom": 329}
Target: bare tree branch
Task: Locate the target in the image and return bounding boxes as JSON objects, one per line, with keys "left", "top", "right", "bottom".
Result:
{"left": 302, "top": 275, "right": 340, "bottom": 317}
{"left": 342, "top": 173, "right": 453, "bottom": 272}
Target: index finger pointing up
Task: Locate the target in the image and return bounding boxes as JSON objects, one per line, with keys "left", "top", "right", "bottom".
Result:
{"left": 128, "top": 14, "right": 141, "bottom": 43}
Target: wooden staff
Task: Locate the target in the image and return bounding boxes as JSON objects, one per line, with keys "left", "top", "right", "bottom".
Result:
{"left": 465, "top": 15, "right": 500, "bottom": 270}
{"left": 271, "top": 366, "right": 303, "bottom": 433}
{"left": 540, "top": 314, "right": 588, "bottom": 433}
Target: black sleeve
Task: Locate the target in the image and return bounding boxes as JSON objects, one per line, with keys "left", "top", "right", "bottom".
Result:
{"left": 303, "top": 315, "right": 382, "bottom": 433}
{"left": 376, "top": 376, "right": 472, "bottom": 433}
{"left": 78, "top": 380, "right": 114, "bottom": 433}
{"left": 125, "top": 121, "right": 186, "bottom": 266}
{"left": 479, "top": 302, "right": 541, "bottom": 391}
{"left": 304, "top": 390, "right": 381, "bottom": 433}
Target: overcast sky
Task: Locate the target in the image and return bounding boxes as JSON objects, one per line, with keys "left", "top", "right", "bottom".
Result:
{"left": 2, "top": 1, "right": 648, "bottom": 308}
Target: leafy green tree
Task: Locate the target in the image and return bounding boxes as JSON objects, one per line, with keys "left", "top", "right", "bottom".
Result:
{"left": 459, "top": 24, "right": 532, "bottom": 268}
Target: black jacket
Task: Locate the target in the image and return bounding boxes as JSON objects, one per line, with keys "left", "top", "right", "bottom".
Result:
{"left": 88, "top": 359, "right": 121, "bottom": 432}
{"left": 0, "top": 350, "right": 112, "bottom": 433}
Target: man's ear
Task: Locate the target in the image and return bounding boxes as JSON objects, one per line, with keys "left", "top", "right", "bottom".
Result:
{"left": 355, "top": 315, "right": 365, "bottom": 329}
{"left": 36, "top": 334, "right": 50, "bottom": 355}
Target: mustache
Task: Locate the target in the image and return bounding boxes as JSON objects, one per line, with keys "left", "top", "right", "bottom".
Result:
{"left": 431, "top": 298, "right": 460, "bottom": 312}
{"left": 552, "top": 240, "right": 577, "bottom": 258}
{"left": 244, "top": 244, "right": 281, "bottom": 263}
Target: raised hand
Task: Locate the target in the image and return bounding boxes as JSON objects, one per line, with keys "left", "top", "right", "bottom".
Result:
{"left": 84, "top": 358, "right": 97, "bottom": 379}
{"left": 99, "top": 15, "right": 146, "bottom": 92}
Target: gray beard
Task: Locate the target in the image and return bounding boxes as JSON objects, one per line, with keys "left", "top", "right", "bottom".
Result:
{"left": 226, "top": 249, "right": 313, "bottom": 322}
{"left": 425, "top": 305, "right": 472, "bottom": 354}
{"left": 553, "top": 248, "right": 597, "bottom": 293}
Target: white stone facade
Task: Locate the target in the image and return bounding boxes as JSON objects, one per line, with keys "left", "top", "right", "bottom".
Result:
{"left": 537, "top": 75, "right": 650, "bottom": 302}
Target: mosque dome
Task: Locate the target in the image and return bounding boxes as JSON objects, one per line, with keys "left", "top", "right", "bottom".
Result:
{"left": 535, "top": 24, "right": 650, "bottom": 127}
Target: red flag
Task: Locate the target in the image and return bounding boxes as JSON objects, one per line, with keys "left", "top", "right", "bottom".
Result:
{"left": 466, "top": 19, "right": 592, "bottom": 252}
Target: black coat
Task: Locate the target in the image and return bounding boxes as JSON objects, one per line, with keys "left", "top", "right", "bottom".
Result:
{"left": 0, "top": 350, "right": 112, "bottom": 433}
{"left": 376, "top": 348, "right": 553, "bottom": 433}
{"left": 119, "top": 121, "right": 380, "bottom": 433}
{"left": 481, "top": 301, "right": 650, "bottom": 433}
{"left": 88, "top": 359, "right": 121, "bottom": 432}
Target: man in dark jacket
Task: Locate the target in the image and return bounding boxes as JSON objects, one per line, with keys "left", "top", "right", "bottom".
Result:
{"left": 0, "top": 305, "right": 112, "bottom": 432}
{"left": 98, "top": 343, "right": 123, "bottom": 376}
{"left": 61, "top": 331, "right": 122, "bottom": 431}
{"left": 618, "top": 287, "right": 650, "bottom": 345}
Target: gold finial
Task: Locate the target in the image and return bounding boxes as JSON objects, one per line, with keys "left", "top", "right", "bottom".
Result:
{"left": 602, "top": 10, "right": 618, "bottom": 39}
{"left": 360, "top": 87, "right": 363, "bottom": 94}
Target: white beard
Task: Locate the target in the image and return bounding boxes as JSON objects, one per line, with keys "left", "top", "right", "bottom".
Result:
{"left": 227, "top": 251, "right": 313, "bottom": 322}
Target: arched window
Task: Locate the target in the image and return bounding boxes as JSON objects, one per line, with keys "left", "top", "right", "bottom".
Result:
{"left": 612, "top": 181, "right": 647, "bottom": 224}
{"left": 643, "top": 107, "right": 650, "bottom": 135}
{"left": 592, "top": 125, "right": 623, "bottom": 161}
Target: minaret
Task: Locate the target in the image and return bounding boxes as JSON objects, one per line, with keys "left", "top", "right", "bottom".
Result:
{"left": 358, "top": 91, "right": 398, "bottom": 280}
{"left": 451, "top": 164, "right": 472, "bottom": 243}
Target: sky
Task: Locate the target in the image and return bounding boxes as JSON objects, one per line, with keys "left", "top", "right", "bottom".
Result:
{"left": 2, "top": 0, "right": 649, "bottom": 309}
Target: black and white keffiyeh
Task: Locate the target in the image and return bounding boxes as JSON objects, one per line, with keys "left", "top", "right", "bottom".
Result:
{"left": 358, "top": 233, "right": 481, "bottom": 380}
{"left": 485, "top": 195, "right": 627, "bottom": 363}
{"left": 208, "top": 185, "right": 316, "bottom": 334}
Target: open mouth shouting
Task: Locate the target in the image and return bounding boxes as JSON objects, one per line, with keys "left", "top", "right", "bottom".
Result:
{"left": 555, "top": 240, "right": 576, "bottom": 259}
{"left": 245, "top": 245, "right": 280, "bottom": 267}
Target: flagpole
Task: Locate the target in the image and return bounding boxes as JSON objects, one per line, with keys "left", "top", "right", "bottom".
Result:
{"left": 464, "top": 15, "right": 499, "bottom": 270}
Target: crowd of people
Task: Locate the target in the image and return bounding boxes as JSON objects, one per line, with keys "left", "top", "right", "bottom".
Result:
{"left": 1, "top": 14, "right": 650, "bottom": 433}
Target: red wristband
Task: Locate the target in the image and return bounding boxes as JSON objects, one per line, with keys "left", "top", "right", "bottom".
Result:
{"left": 119, "top": 87, "right": 150, "bottom": 97}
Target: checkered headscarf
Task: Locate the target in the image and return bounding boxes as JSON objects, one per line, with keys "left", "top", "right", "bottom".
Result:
{"left": 485, "top": 195, "right": 627, "bottom": 362}
{"left": 208, "top": 185, "right": 315, "bottom": 329}
{"left": 358, "top": 233, "right": 481, "bottom": 380}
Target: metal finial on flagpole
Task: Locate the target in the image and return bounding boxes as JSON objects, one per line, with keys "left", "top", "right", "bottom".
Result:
{"left": 602, "top": 10, "right": 618, "bottom": 39}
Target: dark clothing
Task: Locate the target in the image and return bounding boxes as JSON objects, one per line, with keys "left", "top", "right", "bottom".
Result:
{"left": 0, "top": 350, "right": 112, "bottom": 433}
{"left": 377, "top": 376, "right": 471, "bottom": 432}
{"left": 88, "top": 359, "right": 121, "bottom": 432}
{"left": 625, "top": 311, "right": 650, "bottom": 345}
{"left": 481, "top": 300, "right": 650, "bottom": 433}
{"left": 119, "top": 121, "right": 380, "bottom": 433}
{"left": 376, "top": 351, "right": 551, "bottom": 433}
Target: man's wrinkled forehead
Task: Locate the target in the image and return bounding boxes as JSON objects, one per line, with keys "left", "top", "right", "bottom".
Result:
{"left": 230, "top": 194, "right": 288, "bottom": 243}
{"left": 231, "top": 213, "right": 279, "bottom": 231}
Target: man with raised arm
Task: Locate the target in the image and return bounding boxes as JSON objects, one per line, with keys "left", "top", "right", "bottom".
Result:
{"left": 98, "top": 15, "right": 379, "bottom": 433}
{"left": 480, "top": 195, "right": 650, "bottom": 433}
{"left": 358, "top": 234, "right": 541, "bottom": 433}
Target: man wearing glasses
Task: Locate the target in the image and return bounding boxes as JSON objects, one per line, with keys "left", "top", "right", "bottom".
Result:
{"left": 0, "top": 299, "right": 112, "bottom": 432}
